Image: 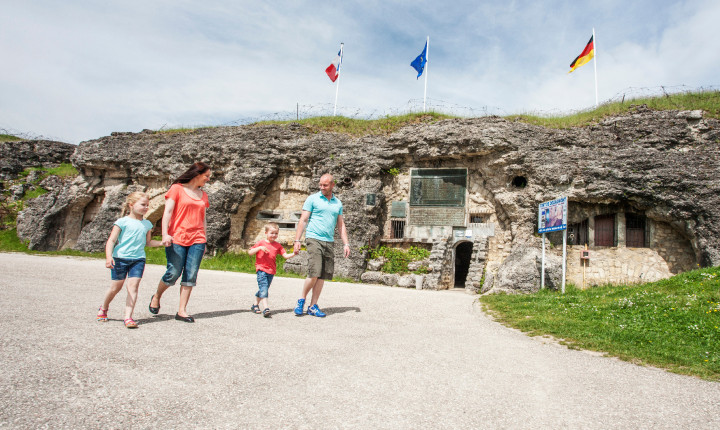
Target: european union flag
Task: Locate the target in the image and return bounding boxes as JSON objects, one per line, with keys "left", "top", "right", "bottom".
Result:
{"left": 410, "top": 41, "right": 427, "bottom": 79}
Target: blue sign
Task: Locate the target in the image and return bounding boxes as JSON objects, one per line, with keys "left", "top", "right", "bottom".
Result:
{"left": 538, "top": 197, "right": 567, "bottom": 233}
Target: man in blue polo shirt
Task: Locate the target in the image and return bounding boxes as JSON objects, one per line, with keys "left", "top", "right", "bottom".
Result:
{"left": 293, "top": 174, "right": 351, "bottom": 317}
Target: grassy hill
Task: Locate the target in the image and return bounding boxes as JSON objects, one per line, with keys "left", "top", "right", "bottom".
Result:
{"left": 0, "top": 134, "right": 23, "bottom": 142}
{"left": 253, "top": 90, "right": 720, "bottom": 135}
{"left": 480, "top": 267, "right": 720, "bottom": 381}
{"left": 507, "top": 90, "right": 720, "bottom": 128}
{"left": 155, "top": 90, "right": 720, "bottom": 137}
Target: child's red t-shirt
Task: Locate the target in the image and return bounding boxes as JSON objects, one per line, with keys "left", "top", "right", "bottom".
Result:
{"left": 165, "top": 183, "right": 210, "bottom": 246}
{"left": 251, "top": 240, "right": 287, "bottom": 274}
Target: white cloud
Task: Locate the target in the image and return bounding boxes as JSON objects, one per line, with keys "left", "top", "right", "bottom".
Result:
{"left": 1, "top": 0, "right": 717, "bottom": 143}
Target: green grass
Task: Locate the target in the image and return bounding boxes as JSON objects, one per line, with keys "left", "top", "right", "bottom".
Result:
{"left": 21, "top": 187, "right": 48, "bottom": 200}
{"left": 46, "top": 163, "right": 79, "bottom": 178}
{"left": 0, "top": 228, "right": 104, "bottom": 257}
{"left": 0, "top": 200, "right": 22, "bottom": 228}
{"left": 19, "top": 163, "right": 78, "bottom": 180}
{"left": 153, "top": 112, "right": 455, "bottom": 138}
{"left": 1, "top": 134, "right": 22, "bottom": 142}
{"left": 254, "top": 112, "right": 456, "bottom": 136}
{"left": 0, "top": 228, "right": 30, "bottom": 252}
{"left": 2, "top": 163, "right": 79, "bottom": 206}
{"left": 507, "top": 90, "right": 720, "bottom": 128}
{"left": 149, "top": 90, "right": 720, "bottom": 137}
{"left": 0, "top": 229, "right": 311, "bottom": 280}
{"left": 155, "top": 126, "right": 212, "bottom": 135}
{"left": 480, "top": 266, "right": 720, "bottom": 381}
{"left": 362, "top": 245, "right": 430, "bottom": 274}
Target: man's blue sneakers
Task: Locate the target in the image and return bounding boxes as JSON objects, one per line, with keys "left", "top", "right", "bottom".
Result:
{"left": 307, "top": 304, "right": 326, "bottom": 318}
{"left": 294, "top": 298, "right": 305, "bottom": 316}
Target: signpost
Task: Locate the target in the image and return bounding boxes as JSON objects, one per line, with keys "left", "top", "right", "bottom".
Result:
{"left": 538, "top": 197, "right": 568, "bottom": 293}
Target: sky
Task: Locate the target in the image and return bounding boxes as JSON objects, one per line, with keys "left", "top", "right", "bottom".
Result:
{"left": 2, "top": 0, "right": 719, "bottom": 144}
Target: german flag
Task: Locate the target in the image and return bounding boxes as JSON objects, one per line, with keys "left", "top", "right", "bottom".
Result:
{"left": 569, "top": 35, "right": 594, "bottom": 73}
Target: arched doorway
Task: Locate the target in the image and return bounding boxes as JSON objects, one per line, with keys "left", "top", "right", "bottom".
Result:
{"left": 454, "top": 241, "right": 473, "bottom": 287}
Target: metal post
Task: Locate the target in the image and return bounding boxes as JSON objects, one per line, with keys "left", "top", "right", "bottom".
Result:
{"left": 583, "top": 243, "right": 587, "bottom": 289}
{"left": 541, "top": 233, "right": 546, "bottom": 289}
{"left": 562, "top": 229, "right": 567, "bottom": 293}
{"left": 593, "top": 27, "right": 598, "bottom": 108}
{"left": 423, "top": 36, "right": 429, "bottom": 112}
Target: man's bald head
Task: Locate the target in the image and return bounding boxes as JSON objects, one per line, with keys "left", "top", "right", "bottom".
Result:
{"left": 318, "top": 174, "right": 335, "bottom": 198}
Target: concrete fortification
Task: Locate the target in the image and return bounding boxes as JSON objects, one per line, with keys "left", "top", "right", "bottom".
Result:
{"left": 13, "top": 106, "right": 720, "bottom": 292}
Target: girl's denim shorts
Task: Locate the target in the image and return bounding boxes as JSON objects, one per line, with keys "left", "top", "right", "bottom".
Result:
{"left": 110, "top": 258, "right": 146, "bottom": 280}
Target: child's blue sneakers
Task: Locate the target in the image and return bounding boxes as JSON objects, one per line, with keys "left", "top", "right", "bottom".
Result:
{"left": 294, "top": 298, "right": 305, "bottom": 316}
{"left": 307, "top": 304, "right": 326, "bottom": 318}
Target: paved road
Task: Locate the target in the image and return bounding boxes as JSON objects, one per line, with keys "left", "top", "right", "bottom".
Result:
{"left": 1, "top": 253, "right": 719, "bottom": 429}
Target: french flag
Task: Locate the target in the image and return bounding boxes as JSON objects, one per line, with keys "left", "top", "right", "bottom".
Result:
{"left": 325, "top": 48, "right": 342, "bottom": 82}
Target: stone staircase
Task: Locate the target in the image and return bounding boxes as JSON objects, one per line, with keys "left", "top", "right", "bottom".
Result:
{"left": 464, "top": 237, "right": 489, "bottom": 293}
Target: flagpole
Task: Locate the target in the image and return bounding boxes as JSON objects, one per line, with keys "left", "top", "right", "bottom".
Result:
{"left": 333, "top": 43, "right": 344, "bottom": 116}
{"left": 423, "top": 36, "right": 429, "bottom": 112}
{"left": 593, "top": 28, "right": 598, "bottom": 108}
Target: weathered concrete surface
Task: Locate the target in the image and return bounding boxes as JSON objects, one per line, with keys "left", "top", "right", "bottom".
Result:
{"left": 16, "top": 107, "right": 720, "bottom": 287}
{"left": 491, "top": 245, "right": 564, "bottom": 293}
{"left": 0, "top": 140, "right": 75, "bottom": 180}
{"left": 1, "top": 253, "right": 719, "bottom": 429}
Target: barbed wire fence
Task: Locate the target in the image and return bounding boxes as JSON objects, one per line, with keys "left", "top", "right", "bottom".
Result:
{"left": 4, "top": 85, "right": 718, "bottom": 141}
{"left": 219, "top": 84, "right": 719, "bottom": 127}
{"left": 0, "top": 127, "right": 53, "bottom": 141}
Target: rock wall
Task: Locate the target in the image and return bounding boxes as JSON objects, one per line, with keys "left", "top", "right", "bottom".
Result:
{"left": 15, "top": 107, "right": 720, "bottom": 285}
{"left": 1, "top": 140, "right": 76, "bottom": 180}
{"left": 564, "top": 246, "right": 671, "bottom": 287}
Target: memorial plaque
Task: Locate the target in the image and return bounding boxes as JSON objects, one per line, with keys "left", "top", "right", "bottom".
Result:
{"left": 409, "top": 168, "right": 466, "bottom": 207}
{"left": 391, "top": 201, "right": 407, "bottom": 217}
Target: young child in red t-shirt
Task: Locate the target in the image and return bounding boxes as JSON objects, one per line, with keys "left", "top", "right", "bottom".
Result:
{"left": 248, "top": 222, "right": 296, "bottom": 317}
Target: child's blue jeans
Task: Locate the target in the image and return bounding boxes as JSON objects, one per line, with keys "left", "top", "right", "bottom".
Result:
{"left": 255, "top": 270, "right": 274, "bottom": 298}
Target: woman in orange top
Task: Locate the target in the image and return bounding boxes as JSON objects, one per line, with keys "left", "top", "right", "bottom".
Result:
{"left": 149, "top": 162, "right": 211, "bottom": 323}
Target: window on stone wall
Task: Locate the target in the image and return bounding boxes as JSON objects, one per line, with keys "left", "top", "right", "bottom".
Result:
{"left": 469, "top": 213, "right": 487, "bottom": 223}
{"left": 625, "top": 213, "right": 648, "bottom": 248}
{"left": 391, "top": 219, "right": 406, "bottom": 239}
{"left": 256, "top": 210, "right": 280, "bottom": 220}
{"left": 568, "top": 219, "right": 589, "bottom": 246}
{"left": 594, "top": 214, "right": 616, "bottom": 247}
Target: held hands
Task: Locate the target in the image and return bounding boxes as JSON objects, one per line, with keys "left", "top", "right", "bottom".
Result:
{"left": 293, "top": 241, "right": 302, "bottom": 254}
{"left": 161, "top": 234, "right": 173, "bottom": 247}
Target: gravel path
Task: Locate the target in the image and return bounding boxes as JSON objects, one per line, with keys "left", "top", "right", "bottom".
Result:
{"left": 1, "top": 253, "right": 719, "bottom": 429}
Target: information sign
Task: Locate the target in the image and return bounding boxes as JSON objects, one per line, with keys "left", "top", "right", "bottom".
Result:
{"left": 538, "top": 197, "right": 568, "bottom": 233}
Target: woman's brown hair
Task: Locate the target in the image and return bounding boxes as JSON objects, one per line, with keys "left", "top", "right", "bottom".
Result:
{"left": 173, "top": 162, "right": 210, "bottom": 185}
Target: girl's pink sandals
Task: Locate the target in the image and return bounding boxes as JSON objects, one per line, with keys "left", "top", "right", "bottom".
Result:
{"left": 97, "top": 307, "right": 108, "bottom": 322}
{"left": 124, "top": 318, "right": 138, "bottom": 329}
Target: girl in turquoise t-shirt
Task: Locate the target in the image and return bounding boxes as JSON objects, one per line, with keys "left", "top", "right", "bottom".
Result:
{"left": 97, "top": 192, "right": 161, "bottom": 328}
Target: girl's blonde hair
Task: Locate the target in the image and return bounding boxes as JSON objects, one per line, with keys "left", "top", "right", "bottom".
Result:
{"left": 123, "top": 191, "right": 150, "bottom": 215}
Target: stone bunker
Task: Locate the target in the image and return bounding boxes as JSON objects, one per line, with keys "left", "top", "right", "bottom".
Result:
{"left": 14, "top": 106, "right": 720, "bottom": 293}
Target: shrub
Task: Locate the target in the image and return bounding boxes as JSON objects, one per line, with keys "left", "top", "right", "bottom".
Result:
{"left": 363, "top": 245, "right": 430, "bottom": 274}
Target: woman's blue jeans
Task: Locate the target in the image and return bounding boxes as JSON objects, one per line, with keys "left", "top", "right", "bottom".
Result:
{"left": 161, "top": 243, "right": 205, "bottom": 287}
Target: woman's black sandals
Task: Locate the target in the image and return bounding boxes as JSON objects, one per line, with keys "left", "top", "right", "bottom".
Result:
{"left": 149, "top": 294, "right": 160, "bottom": 315}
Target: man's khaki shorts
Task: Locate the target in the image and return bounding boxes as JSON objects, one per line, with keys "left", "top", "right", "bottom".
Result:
{"left": 306, "top": 238, "right": 335, "bottom": 280}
